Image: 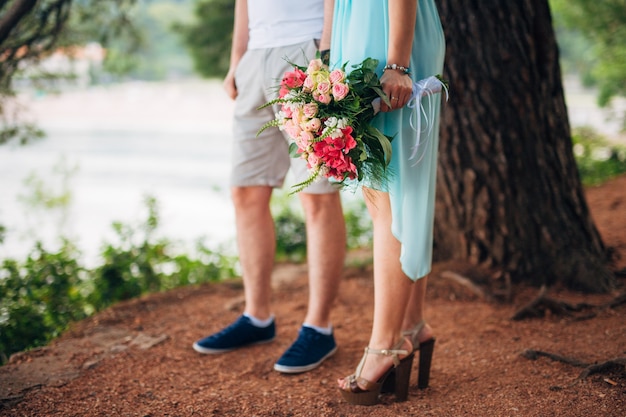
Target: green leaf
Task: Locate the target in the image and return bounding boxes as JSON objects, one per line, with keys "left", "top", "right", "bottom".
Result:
{"left": 288, "top": 142, "right": 300, "bottom": 158}
{"left": 367, "top": 126, "right": 393, "bottom": 165}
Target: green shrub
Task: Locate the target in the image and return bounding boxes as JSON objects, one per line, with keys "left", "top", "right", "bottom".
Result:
{"left": 0, "top": 241, "right": 88, "bottom": 362}
{"left": 572, "top": 126, "right": 626, "bottom": 185}
{"left": 270, "top": 191, "right": 373, "bottom": 262}
{"left": 0, "top": 196, "right": 237, "bottom": 363}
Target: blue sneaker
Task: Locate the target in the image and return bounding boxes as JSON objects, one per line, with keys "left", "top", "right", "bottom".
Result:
{"left": 193, "top": 315, "right": 275, "bottom": 354}
{"left": 273, "top": 326, "right": 337, "bottom": 373}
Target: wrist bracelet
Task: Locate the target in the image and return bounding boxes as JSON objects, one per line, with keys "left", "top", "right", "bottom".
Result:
{"left": 320, "top": 49, "right": 330, "bottom": 65}
{"left": 383, "top": 63, "right": 410, "bottom": 75}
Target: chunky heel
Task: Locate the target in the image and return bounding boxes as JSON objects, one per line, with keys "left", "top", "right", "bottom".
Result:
{"left": 417, "top": 338, "right": 435, "bottom": 389}
{"left": 381, "top": 336, "right": 435, "bottom": 393}
{"left": 400, "top": 321, "right": 436, "bottom": 389}
{"left": 392, "top": 352, "right": 414, "bottom": 401}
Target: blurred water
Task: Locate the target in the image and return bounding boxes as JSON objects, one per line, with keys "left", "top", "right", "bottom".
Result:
{"left": 0, "top": 80, "right": 238, "bottom": 266}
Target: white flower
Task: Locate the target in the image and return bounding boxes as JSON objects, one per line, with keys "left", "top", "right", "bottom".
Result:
{"left": 329, "top": 128, "right": 343, "bottom": 139}
{"left": 337, "top": 117, "right": 348, "bottom": 129}
{"left": 284, "top": 90, "right": 298, "bottom": 100}
{"left": 325, "top": 117, "right": 338, "bottom": 128}
{"left": 276, "top": 111, "right": 288, "bottom": 122}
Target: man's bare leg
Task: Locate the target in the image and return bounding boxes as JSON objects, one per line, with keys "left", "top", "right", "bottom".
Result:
{"left": 232, "top": 185, "right": 275, "bottom": 320}
{"left": 273, "top": 191, "right": 345, "bottom": 373}
{"left": 299, "top": 191, "right": 346, "bottom": 328}
{"left": 192, "top": 185, "right": 277, "bottom": 354}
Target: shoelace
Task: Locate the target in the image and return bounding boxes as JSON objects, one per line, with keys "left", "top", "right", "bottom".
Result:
{"left": 283, "top": 329, "right": 320, "bottom": 357}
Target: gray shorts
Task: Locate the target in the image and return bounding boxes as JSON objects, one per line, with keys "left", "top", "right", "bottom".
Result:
{"left": 230, "top": 40, "right": 339, "bottom": 194}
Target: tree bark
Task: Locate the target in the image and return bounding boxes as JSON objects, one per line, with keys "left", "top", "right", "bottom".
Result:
{"left": 433, "top": 0, "right": 615, "bottom": 292}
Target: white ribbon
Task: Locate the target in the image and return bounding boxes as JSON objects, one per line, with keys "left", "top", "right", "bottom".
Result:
{"left": 372, "top": 75, "right": 448, "bottom": 165}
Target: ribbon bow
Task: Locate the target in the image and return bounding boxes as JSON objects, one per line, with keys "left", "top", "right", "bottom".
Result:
{"left": 372, "top": 75, "right": 449, "bottom": 165}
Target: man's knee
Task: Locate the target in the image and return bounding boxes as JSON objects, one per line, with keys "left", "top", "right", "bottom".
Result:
{"left": 231, "top": 186, "right": 273, "bottom": 210}
{"left": 300, "top": 192, "right": 343, "bottom": 220}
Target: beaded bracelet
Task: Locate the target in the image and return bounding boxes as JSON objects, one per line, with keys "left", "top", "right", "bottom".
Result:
{"left": 383, "top": 63, "right": 410, "bottom": 75}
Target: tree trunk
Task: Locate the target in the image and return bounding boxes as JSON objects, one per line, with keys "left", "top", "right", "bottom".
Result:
{"left": 433, "top": 0, "right": 615, "bottom": 292}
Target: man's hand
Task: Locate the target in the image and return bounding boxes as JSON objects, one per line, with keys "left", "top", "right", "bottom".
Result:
{"left": 223, "top": 69, "right": 238, "bottom": 100}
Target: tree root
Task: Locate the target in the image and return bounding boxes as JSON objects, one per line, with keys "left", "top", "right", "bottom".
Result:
{"left": 511, "top": 286, "right": 625, "bottom": 321}
{"left": 521, "top": 349, "right": 588, "bottom": 368}
{"left": 440, "top": 270, "right": 490, "bottom": 300}
{"left": 521, "top": 349, "right": 626, "bottom": 383}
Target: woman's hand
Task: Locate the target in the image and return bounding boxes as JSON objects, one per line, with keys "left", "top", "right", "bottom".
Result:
{"left": 379, "top": 69, "right": 413, "bottom": 112}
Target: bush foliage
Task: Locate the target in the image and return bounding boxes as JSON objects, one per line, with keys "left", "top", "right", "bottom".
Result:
{"left": 572, "top": 127, "right": 626, "bottom": 185}
{"left": 0, "top": 197, "right": 237, "bottom": 363}
{"left": 0, "top": 193, "right": 370, "bottom": 363}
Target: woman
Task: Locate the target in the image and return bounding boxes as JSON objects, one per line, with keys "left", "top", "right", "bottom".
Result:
{"left": 330, "top": 0, "right": 446, "bottom": 405}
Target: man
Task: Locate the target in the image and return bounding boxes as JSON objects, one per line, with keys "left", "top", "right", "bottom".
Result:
{"left": 192, "top": 0, "right": 346, "bottom": 374}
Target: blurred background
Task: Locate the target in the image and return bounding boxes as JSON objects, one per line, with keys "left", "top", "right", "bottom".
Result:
{"left": 1, "top": 0, "right": 625, "bottom": 360}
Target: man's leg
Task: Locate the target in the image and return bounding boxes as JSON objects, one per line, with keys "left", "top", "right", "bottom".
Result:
{"left": 299, "top": 191, "right": 346, "bottom": 328}
{"left": 273, "top": 191, "right": 346, "bottom": 373}
{"left": 232, "top": 185, "right": 275, "bottom": 320}
{"left": 192, "top": 185, "right": 277, "bottom": 354}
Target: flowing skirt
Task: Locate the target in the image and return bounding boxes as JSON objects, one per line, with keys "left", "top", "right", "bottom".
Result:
{"left": 331, "top": 0, "right": 446, "bottom": 280}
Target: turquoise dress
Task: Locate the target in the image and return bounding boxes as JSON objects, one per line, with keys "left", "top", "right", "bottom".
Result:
{"left": 331, "top": 0, "right": 445, "bottom": 281}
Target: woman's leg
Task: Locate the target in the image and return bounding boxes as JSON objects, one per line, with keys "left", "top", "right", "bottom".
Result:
{"left": 339, "top": 188, "right": 414, "bottom": 388}
{"left": 402, "top": 276, "right": 434, "bottom": 343}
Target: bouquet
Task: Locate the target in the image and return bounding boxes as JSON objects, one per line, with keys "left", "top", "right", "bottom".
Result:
{"left": 258, "top": 57, "right": 447, "bottom": 193}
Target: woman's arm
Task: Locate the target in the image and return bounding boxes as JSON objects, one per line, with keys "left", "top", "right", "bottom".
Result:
{"left": 380, "top": 0, "right": 417, "bottom": 111}
{"left": 223, "top": 0, "right": 250, "bottom": 100}
{"left": 387, "top": 0, "right": 417, "bottom": 69}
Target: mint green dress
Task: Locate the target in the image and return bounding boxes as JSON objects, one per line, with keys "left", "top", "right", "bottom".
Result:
{"left": 331, "top": 0, "right": 445, "bottom": 280}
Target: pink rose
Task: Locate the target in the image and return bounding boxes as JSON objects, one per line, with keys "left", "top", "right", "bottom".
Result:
{"left": 307, "top": 58, "right": 324, "bottom": 73}
{"left": 332, "top": 82, "right": 349, "bottom": 101}
{"left": 281, "top": 68, "right": 307, "bottom": 89}
{"left": 305, "top": 118, "right": 321, "bottom": 132}
{"left": 315, "top": 92, "right": 331, "bottom": 104}
{"left": 329, "top": 69, "right": 345, "bottom": 84}
{"left": 283, "top": 119, "right": 302, "bottom": 140}
{"left": 296, "top": 130, "right": 314, "bottom": 149}
{"left": 317, "top": 94, "right": 331, "bottom": 104}
{"left": 317, "top": 81, "right": 331, "bottom": 94}
{"left": 307, "top": 152, "right": 321, "bottom": 169}
{"left": 303, "top": 76, "right": 315, "bottom": 92}
{"left": 303, "top": 103, "right": 318, "bottom": 118}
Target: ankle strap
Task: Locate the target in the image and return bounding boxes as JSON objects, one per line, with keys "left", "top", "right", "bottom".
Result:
{"left": 364, "top": 346, "right": 409, "bottom": 367}
{"left": 352, "top": 338, "right": 411, "bottom": 381}
{"left": 402, "top": 320, "right": 425, "bottom": 338}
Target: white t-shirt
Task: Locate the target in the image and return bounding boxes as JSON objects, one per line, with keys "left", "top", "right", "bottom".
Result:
{"left": 247, "top": 0, "right": 324, "bottom": 49}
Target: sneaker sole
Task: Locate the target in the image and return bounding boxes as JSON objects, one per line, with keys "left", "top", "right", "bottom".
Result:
{"left": 273, "top": 345, "right": 338, "bottom": 374}
{"left": 192, "top": 336, "right": 275, "bottom": 354}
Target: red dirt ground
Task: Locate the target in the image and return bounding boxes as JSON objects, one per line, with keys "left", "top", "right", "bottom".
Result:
{"left": 1, "top": 175, "right": 625, "bottom": 417}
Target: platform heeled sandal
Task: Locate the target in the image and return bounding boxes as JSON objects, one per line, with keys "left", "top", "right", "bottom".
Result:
{"left": 339, "top": 338, "right": 414, "bottom": 406}
{"left": 403, "top": 320, "right": 435, "bottom": 389}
